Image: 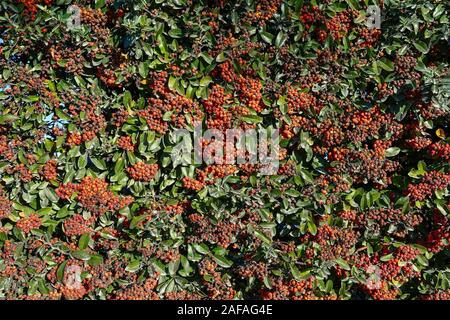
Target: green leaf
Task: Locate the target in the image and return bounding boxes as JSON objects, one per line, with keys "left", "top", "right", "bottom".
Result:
{"left": 241, "top": 115, "right": 263, "bottom": 123}
{"left": 0, "top": 114, "right": 19, "bottom": 124}
{"left": 3, "top": 68, "right": 11, "bottom": 80}
{"left": 168, "top": 28, "right": 183, "bottom": 38}
{"left": 78, "top": 233, "right": 90, "bottom": 250}
{"left": 260, "top": 31, "right": 273, "bottom": 44}
{"left": 199, "top": 76, "right": 212, "bottom": 87}
{"left": 138, "top": 62, "right": 149, "bottom": 78}
{"left": 275, "top": 31, "right": 287, "bottom": 48}
{"left": 193, "top": 243, "right": 210, "bottom": 255}
{"left": 91, "top": 158, "right": 106, "bottom": 170}
{"left": 378, "top": 58, "right": 394, "bottom": 72}
{"left": 130, "top": 215, "right": 149, "bottom": 229}
{"left": 88, "top": 254, "right": 104, "bottom": 266}
{"left": 254, "top": 230, "right": 271, "bottom": 244}
{"left": 345, "top": 0, "right": 360, "bottom": 10}
{"left": 335, "top": 258, "right": 350, "bottom": 270}
{"left": 78, "top": 154, "right": 87, "bottom": 169}
{"left": 168, "top": 76, "right": 177, "bottom": 91}
{"left": 413, "top": 41, "right": 428, "bottom": 54}
{"left": 290, "top": 264, "right": 302, "bottom": 280}
{"left": 416, "top": 255, "right": 428, "bottom": 267}
{"left": 285, "top": 189, "right": 301, "bottom": 197}
{"left": 123, "top": 90, "right": 132, "bottom": 107}
{"left": 307, "top": 220, "right": 317, "bottom": 235}
{"left": 380, "top": 254, "right": 394, "bottom": 262}
{"left": 216, "top": 52, "right": 227, "bottom": 63}
{"left": 433, "top": 4, "right": 445, "bottom": 18}
{"left": 212, "top": 254, "right": 233, "bottom": 268}
{"left": 71, "top": 250, "right": 91, "bottom": 261}
{"left": 385, "top": 147, "right": 400, "bottom": 157}
{"left": 200, "top": 52, "right": 213, "bottom": 64}
{"left": 125, "top": 260, "right": 141, "bottom": 272}
{"left": 56, "top": 261, "right": 67, "bottom": 281}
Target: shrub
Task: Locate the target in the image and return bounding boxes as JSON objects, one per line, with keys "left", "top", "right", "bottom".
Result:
{"left": 0, "top": 0, "right": 449, "bottom": 300}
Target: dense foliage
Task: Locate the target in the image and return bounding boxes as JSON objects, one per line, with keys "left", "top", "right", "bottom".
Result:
{"left": 0, "top": 0, "right": 449, "bottom": 300}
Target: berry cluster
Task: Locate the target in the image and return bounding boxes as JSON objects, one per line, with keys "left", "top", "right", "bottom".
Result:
{"left": 198, "top": 258, "right": 235, "bottom": 299}
{"left": 126, "top": 162, "right": 159, "bottom": 182}
{"left": 16, "top": 213, "right": 41, "bottom": 234}
{"left": 0, "top": 193, "right": 13, "bottom": 219}
{"left": 203, "top": 84, "right": 232, "bottom": 130}
{"left": 188, "top": 214, "right": 240, "bottom": 249}
{"left": 63, "top": 214, "right": 94, "bottom": 237}
{"left": 56, "top": 177, "right": 133, "bottom": 216}
{"left": 17, "top": 0, "right": 53, "bottom": 19}
{"left": 260, "top": 278, "right": 318, "bottom": 300}
{"left": 407, "top": 171, "right": 450, "bottom": 202}
{"left": 244, "top": 0, "right": 282, "bottom": 26}
{"left": 429, "top": 141, "right": 450, "bottom": 161}
{"left": 183, "top": 165, "right": 237, "bottom": 191}
{"left": 41, "top": 159, "right": 57, "bottom": 181}
{"left": 117, "top": 136, "right": 134, "bottom": 152}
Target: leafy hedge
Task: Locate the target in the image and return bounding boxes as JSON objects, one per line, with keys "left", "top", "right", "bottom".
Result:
{"left": 0, "top": 0, "right": 449, "bottom": 300}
